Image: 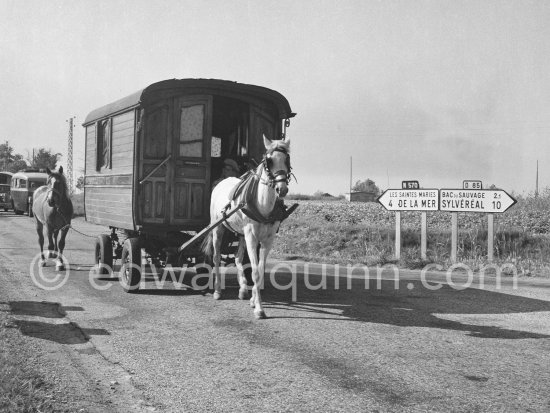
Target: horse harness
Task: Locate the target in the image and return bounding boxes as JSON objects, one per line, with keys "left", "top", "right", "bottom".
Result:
{"left": 221, "top": 148, "right": 295, "bottom": 234}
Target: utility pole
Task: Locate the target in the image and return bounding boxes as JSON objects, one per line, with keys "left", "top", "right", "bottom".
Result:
{"left": 535, "top": 160, "right": 539, "bottom": 198}
{"left": 349, "top": 156, "right": 353, "bottom": 202}
{"left": 3, "top": 140, "right": 9, "bottom": 171}
{"left": 66, "top": 117, "right": 76, "bottom": 194}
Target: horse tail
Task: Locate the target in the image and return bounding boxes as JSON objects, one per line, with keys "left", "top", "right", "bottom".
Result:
{"left": 201, "top": 230, "right": 214, "bottom": 259}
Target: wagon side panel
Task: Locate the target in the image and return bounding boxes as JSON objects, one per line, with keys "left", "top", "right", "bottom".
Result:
{"left": 85, "top": 186, "right": 133, "bottom": 228}
{"left": 84, "top": 110, "right": 136, "bottom": 229}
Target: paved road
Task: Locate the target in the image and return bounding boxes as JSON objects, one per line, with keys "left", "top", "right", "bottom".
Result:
{"left": 1, "top": 211, "right": 550, "bottom": 412}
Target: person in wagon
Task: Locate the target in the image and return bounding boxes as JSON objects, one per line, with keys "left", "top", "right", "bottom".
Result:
{"left": 212, "top": 158, "right": 240, "bottom": 188}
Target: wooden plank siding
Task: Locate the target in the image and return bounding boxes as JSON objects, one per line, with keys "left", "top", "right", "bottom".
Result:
{"left": 84, "top": 109, "right": 136, "bottom": 230}
{"left": 110, "top": 111, "right": 135, "bottom": 173}
{"left": 85, "top": 186, "right": 134, "bottom": 228}
{"left": 84, "top": 110, "right": 135, "bottom": 176}
{"left": 85, "top": 125, "right": 96, "bottom": 174}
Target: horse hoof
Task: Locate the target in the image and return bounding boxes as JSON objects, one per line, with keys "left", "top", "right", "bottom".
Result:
{"left": 238, "top": 289, "right": 249, "bottom": 300}
{"left": 254, "top": 310, "right": 267, "bottom": 320}
{"left": 56, "top": 264, "right": 65, "bottom": 271}
{"left": 249, "top": 298, "right": 255, "bottom": 308}
{"left": 213, "top": 291, "right": 222, "bottom": 300}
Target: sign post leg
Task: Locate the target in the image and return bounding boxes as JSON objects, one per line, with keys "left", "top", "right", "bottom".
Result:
{"left": 451, "top": 212, "right": 458, "bottom": 263}
{"left": 487, "top": 213, "right": 494, "bottom": 262}
{"left": 395, "top": 211, "right": 401, "bottom": 260}
{"left": 421, "top": 212, "right": 427, "bottom": 261}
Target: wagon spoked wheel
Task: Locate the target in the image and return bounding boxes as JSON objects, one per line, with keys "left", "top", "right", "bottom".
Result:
{"left": 120, "top": 238, "right": 142, "bottom": 293}
{"left": 95, "top": 235, "right": 113, "bottom": 275}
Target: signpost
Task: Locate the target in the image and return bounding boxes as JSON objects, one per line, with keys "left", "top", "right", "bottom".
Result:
{"left": 440, "top": 187, "right": 516, "bottom": 262}
{"left": 377, "top": 186, "right": 439, "bottom": 260}
{"left": 377, "top": 181, "right": 517, "bottom": 263}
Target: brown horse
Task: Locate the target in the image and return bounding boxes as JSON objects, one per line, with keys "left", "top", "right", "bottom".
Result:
{"left": 32, "top": 166, "right": 73, "bottom": 270}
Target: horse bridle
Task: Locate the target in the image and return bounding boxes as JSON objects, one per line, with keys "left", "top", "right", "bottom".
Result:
{"left": 262, "top": 147, "right": 293, "bottom": 187}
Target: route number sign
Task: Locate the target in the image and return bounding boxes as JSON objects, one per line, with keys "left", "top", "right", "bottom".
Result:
{"left": 463, "top": 180, "right": 482, "bottom": 189}
{"left": 402, "top": 180, "right": 419, "bottom": 189}
{"left": 439, "top": 189, "right": 516, "bottom": 213}
{"left": 377, "top": 189, "right": 439, "bottom": 211}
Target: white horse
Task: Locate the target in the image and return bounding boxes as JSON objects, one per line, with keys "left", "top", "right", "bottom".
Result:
{"left": 202, "top": 135, "right": 291, "bottom": 319}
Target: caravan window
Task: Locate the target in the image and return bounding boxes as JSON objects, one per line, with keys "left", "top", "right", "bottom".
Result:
{"left": 179, "top": 105, "right": 204, "bottom": 157}
{"left": 96, "top": 118, "right": 112, "bottom": 170}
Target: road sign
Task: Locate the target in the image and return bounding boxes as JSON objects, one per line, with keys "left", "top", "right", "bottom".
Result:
{"left": 439, "top": 189, "right": 516, "bottom": 213}
{"left": 377, "top": 189, "right": 439, "bottom": 211}
{"left": 463, "top": 180, "right": 482, "bottom": 189}
{"left": 402, "top": 180, "right": 419, "bottom": 189}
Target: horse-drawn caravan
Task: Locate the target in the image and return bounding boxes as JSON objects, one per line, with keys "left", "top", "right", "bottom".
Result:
{"left": 83, "top": 79, "right": 296, "bottom": 307}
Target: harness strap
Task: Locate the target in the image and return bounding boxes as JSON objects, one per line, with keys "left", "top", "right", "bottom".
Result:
{"left": 227, "top": 170, "right": 288, "bottom": 225}
{"left": 221, "top": 203, "right": 243, "bottom": 235}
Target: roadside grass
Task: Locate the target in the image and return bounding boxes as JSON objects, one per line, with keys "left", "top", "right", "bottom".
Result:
{"left": 274, "top": 205, "right": 550, "bottom": 277}
{"left": 0, "top": 318, "right": 56, "bottom": 413}
{"left": 70, "top": 185, "right": 550, "bottom": 275}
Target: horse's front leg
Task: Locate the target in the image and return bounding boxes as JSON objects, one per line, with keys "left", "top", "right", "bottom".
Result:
{"left": 235, "top": 237, "right": 249, "bottom": 300}
{"left": 35, "top": 220, "right": 46, "bottom": 266}
{"left": 212, "top": 226, "right": 225, "bottom": 300}
{"left": 254, "top": 233, "right": 276, "bottom": 319}
{"left": 56, "top": 227, "right": 69, "bottom": 270}
{"left": 244, "top": 227, "right": 264, "bottom": 319}
{"left": 53, "top": 229, "right": 59, "bottom": 255}
{"left": 46, "top": 226, "right": 56, "bottom": 259}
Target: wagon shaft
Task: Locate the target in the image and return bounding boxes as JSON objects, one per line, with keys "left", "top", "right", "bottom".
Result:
{"left": 177, "top": 202, "right": 246, "bottom": 253}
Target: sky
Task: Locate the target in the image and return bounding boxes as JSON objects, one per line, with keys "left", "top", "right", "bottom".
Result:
{"left": 1, "top": 0, "right": 549, "bottom": 196}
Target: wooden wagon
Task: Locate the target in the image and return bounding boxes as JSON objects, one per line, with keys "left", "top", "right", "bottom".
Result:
{"left": 83, "top": 78, "right": 295, "bottom": 291}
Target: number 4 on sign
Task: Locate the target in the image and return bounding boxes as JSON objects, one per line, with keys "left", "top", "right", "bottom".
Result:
{"left": 388, "top": 200, "right": 393, "bottom": 207}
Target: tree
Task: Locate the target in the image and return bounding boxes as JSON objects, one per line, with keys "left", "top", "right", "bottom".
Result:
{"left": 30, "top": 148, "right": 61, "bottom": 170}
{"left": 352, "top": 178, "right": 380, "bottom": 195}
{"left": 0, "top": 142, "right": 28, "bottom": 172}
{"left": 75, "top": 175, "right": 85, "bottom": 190}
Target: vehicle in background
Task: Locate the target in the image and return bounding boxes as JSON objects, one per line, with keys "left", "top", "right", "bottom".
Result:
{"left": 10, "top": 170, "right": 48, "bottom": 216}
{"left": 0, "top": 171, "right": 13, "bottom": 212}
